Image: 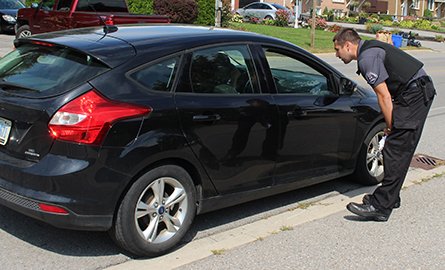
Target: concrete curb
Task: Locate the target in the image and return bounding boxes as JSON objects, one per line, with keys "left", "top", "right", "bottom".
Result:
{"left": 105, "top": 165, "right": 445, "bottom": 270}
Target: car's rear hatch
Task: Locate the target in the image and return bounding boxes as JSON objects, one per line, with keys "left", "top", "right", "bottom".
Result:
{"left": 0, "top": 34, "right": 132, "bottom": 162}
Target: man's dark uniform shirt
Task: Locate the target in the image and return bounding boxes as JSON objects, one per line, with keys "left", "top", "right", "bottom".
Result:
{"left": 356, "top": 40, "right": 436, "bottom": 214}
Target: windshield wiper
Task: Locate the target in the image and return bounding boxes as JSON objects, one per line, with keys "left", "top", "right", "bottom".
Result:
{"left": 0, "top": 81, "right": 39, "bottom": 93}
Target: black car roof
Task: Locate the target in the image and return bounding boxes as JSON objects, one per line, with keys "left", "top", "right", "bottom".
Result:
{"left": 15, "top": 25, "right": 291, "bottom": 68}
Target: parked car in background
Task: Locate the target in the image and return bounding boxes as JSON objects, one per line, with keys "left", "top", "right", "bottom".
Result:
{"left": 15, "top": 0, "right": 169, "bottom": 38}
{"left": 236, "top": 2, "right": 294, "bottom": 23}
{"left": 0, "top": 25, "right": 384, "bottom": 257}
{"left": 0, "top": 0, "right": 25, "bottom": 34}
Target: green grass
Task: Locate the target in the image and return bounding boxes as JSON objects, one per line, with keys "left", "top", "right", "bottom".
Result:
{"left": 229, "top": 23, "right": 337, "bottom": 53}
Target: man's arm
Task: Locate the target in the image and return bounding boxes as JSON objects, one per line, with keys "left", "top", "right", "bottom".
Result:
{"left": 373, "top": 81, "right": 393, "bottom": 134}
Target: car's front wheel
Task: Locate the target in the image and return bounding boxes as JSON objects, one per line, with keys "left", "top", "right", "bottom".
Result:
{"left": 353, "top": 123, "right": 386, "bottom": 185}
{"left": 16, "top": 25, "right": 32, "bottom": 39}
{"left": 110, "top": 165, "right": 196, "bottom": 257}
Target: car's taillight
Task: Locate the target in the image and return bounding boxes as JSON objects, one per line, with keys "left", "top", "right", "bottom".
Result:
{"left": 49, "top": 90, "right": 151, "bottom": 145}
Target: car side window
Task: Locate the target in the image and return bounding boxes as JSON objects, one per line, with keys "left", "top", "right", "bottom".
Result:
{"left": 185, "top": 45, "right": 258, "bottom": 95}
{"left": 41, "top": 0, "right": 55, "bottom": 10}
{"left": 129, "top": 56, "right": 179, "bottom": 92}
{"left": 263, "top": 48, "right": 332, "bottom": 96}
{"left": 246, "top": 3, "right": 260, "bottom": 9}
{"left": 57, "top": 0, "right": 72, "bottom": 11}
{"left": 261, "top": 4, "right": 272, "bottom": 9}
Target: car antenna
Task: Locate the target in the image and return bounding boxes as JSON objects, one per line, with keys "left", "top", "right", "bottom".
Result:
{"left": 87, "top": 0, "right": 118, "bottom": 35}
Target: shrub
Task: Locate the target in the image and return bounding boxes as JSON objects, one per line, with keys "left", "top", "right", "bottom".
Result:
{"left": 262, "top": 19, "right": 275, "bottom": 25}
{"left": 154, "top": 0, "right": 198, "bottom": 24}
{"left": 399, "top": 19, "right": 415, "bottom": 29}
{"left": 249, "top": 17, "right": 261, "bottom": 24}
{"left": 423, "top": 9, "right": 433, "bottom": 19}
{"left": 415, "top": 19, "right": 432, "bottom": 30}
{"left": 307, "top": 17, "right": 328, "bottom": 30}
{"left": 275, "top": 9, "right": 290, "bottom": 27}
{"left": 366, "top": 23, "right": 383, "bottom": 34}
{"left": 435, "top": 35, "right": 444, "bottom": 42}
{"left": 379, "top": 14, "right": 393, "bottom": 21}
{"left": 221, "top": 4, "right": 232, "bottom": 27}
{"left": 127, "top": 0, "right": 154, "bottom": 15}
{"left": 231, "top": 13, "right": 244, "bottom": 24}
{"left": 195, "top": 0, "right": 215, "bottom": 25}
{"left": 326, "top": 24, "right": 341, "bottom": 33}
{"left": 381, "top": 20, "right": 393, "bottom": 27}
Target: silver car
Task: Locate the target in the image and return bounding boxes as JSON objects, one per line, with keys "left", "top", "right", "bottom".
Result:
{"left": 236, "top": 2, "right": 294, "bottom": 22}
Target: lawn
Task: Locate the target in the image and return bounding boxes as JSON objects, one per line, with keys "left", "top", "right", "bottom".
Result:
{"left": 228, "top": 23, "right": 339, "bottom": 53}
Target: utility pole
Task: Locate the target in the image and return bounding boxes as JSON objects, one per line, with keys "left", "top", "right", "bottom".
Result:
{"left": 215, "top": 0, "right": 222, "bottom": 27}
{"left": 310, "top": 0, "right": 317, "bottom": 49}
{"left": 293, "top": 0, "right": 300, "bottom": 28}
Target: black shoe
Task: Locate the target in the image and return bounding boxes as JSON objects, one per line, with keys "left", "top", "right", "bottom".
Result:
{"left": 363, "top": 194, "right": 400, "bottom": 209}
{"left": 346, "top": 202, "right": 390, "bottom": 222}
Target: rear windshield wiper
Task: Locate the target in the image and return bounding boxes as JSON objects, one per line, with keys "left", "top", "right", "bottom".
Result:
{"left": 0, "top": 81, "right": 39, "bottom": 93}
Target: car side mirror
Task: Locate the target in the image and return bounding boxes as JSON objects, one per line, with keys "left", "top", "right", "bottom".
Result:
{"left": 31, "top": 2, "right": 39, "bottom": 9}
{"left": 339, "top": 77, "right": 357, "bottom": 96}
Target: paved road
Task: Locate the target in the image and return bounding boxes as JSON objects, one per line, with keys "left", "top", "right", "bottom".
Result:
{"left": 180, "top": 175, "right": 445, "bottom": 270}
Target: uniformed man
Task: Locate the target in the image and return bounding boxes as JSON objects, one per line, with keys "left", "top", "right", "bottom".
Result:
{"left": 333, "top": 28, "right": 436, "bottom": 221}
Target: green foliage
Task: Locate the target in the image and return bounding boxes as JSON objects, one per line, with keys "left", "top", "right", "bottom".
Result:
{"left": 379, "top": 14, "right": 393, "bottom": 21}
{"left": 231, "top": 13, "right": 243, "bottom": 24}
{"left": 366, "top": 23, "right": 383, "bottom": 34}
{"left": 399, "top": 19, "right": 415, "bottom": 29}
{"left": 127, "top": 0, "right": 154, "bottom": 15}
{"left": 274, "top": 9, "right": 290, "bottom": 27}
{"left": 154, "top": 0, "right": 198, "bottom": 23}
{"left": 381, "top": 20, "right": 393, "bottom": 27}
{"left": 262, "top": 19, "right": 275, "bottom": 25}
{"left": 414, "top": 19, "right": 432, "bottom": 30}
{"left": 435, "top": 34, "right": 444, "bottom": 42}
{"left": 195, "top": 0, "right": 215, "bottom": 25}
{"left": 423, "top": 9, "right": 433, "bottom": 19}
{"left": 221, "top": 4, "right": 232, "bottom": 27}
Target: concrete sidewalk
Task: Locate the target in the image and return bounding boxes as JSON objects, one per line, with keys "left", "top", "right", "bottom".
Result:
{"left": 105, "top": 164, "right": 445, "bottom": 270}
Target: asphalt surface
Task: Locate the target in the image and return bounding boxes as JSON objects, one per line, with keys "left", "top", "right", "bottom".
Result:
{"left": 179, "top": 175, "right": 445, "bottom": 270}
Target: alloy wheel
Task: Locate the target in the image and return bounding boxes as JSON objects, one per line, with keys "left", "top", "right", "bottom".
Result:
{"left": 366, "top": 131, "right": 385, "bottom": 178}
{"left": 134, "top": 177, "right": 188, "bottom": 244}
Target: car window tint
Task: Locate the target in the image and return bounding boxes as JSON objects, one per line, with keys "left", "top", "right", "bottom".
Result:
{"left": 261, "top": 4, "right": 272, "bottom": 9}
{"left": 57, "top": 0, "right": 72, "bottom": 11}
{"left": 0, "top": 44, "right": 109, "bottom": 97}
{"left": 77, "top": 0, "right": 128, "bottom": 12}
{"left": 130, "top": 57, "right": 179, "bottom": 92}
{"left": 188, "top": 45, "right": 258, "bottom": 95}
{"left": 41, "top": 0, "right": 55, "bottom": 10}
{"left": 263, "top": 48, "right": 331, "bottom": 96}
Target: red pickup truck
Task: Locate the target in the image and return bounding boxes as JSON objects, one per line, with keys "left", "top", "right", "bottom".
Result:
{"left": 15, "top": 0, "right": 170, "bottom": 38}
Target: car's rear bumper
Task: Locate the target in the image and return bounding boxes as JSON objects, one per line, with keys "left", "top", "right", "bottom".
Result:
{"left": 0, "top": 185, "right": 112, "bottom": 230}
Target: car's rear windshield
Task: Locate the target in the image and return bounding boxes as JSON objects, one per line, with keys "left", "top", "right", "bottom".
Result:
{"left": 0, "top": 0, "right": 25, "bottom": 9}
{"left": 0, "top": 43, "right": 109, "bottom": 97}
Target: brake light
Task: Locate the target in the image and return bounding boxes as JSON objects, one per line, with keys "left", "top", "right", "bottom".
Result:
{"left": 38, "top": 203, "right": 69, "bottom": 214}
{"left": 49, "top": 90, "right": 151, "bottom": 145}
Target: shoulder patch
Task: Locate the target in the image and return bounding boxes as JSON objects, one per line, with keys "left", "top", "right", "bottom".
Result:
{"left": 366, "top": 72, "right": 378, "bottom": 85}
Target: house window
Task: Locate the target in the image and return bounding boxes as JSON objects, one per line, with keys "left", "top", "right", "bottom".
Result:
{"left": 427, "top": 0, "right": 434, "bottom": 10}
{"left": 412, "top": 0, "right": 420, "bottom": 9}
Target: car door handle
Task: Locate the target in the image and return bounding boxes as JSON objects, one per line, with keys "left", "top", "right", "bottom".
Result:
{"left": 193, "top": 114, "right": 221, "bottom": 122}
{"left": 287, "top": 110, "right": 307, "bottom": 118}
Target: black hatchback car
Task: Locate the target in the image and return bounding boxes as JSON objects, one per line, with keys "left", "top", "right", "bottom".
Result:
{"left": 0, "top": 25, "right": 385, "bottom": 256}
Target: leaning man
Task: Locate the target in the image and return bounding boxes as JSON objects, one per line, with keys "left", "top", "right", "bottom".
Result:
{"left": 333, "top": 28, "right": 436, "bottom": 221}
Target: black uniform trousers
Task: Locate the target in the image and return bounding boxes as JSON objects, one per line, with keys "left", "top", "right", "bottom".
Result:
{"left": 370, "top": 76, "right": 436, "bottom": 215}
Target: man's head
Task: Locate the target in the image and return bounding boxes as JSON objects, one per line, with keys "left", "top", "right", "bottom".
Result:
{"left": 333, "top": 28, "right": 361, "bottom": 64}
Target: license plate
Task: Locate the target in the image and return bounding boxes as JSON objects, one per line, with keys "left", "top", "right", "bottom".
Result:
{"left": 0, "top": 117, "right": 12, "bottom": 146}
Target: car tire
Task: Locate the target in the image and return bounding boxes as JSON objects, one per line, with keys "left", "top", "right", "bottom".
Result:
{"left": 16, "top": 25, "right": 32, "bottom": 39}
{"left": 353, "top": 123, "right": 386, "bottom": 186}
{"left": 265, "top": 15, "right": 274, "bottom": 20}
{"left": 110, "top": 165, "right": 197, "bottom": 257}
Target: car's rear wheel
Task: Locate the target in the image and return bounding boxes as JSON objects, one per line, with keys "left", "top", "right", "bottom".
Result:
{"left": 16, "top": 25, "right": 32, "bottom": 39}
{"left": 110, "top": 165, "right": 196, "bottom": 257}
{"left": 353, "top": 123, "right": 386, "bottom": 185}
{"left": 265, "top": 15, "right": 274, "bottom": 20}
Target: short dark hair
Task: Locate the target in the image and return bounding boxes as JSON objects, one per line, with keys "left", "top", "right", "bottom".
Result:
{"left": 333, "top": 28, "right": 361, "bottom": 46}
